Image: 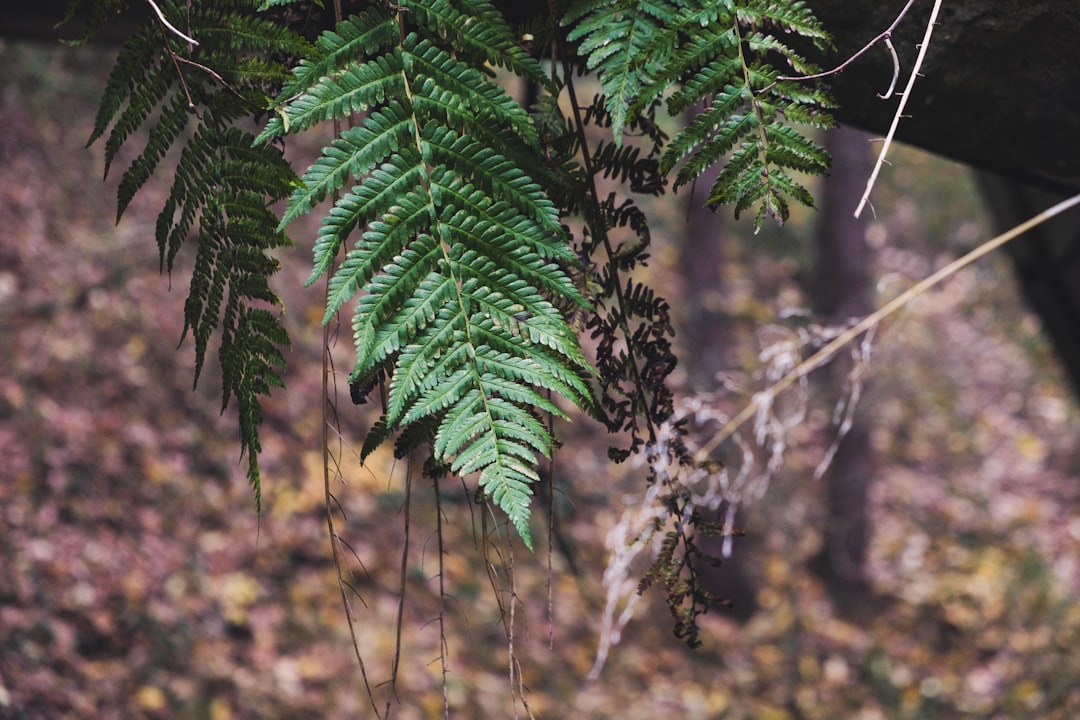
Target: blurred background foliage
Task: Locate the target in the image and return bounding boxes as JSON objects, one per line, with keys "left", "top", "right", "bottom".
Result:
{"left": 2, "top": 37, "right": 1080, "bottom": 719}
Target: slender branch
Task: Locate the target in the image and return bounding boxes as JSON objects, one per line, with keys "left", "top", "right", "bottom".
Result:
{"left": 322, "top": 301, "right": 380, "bottom": 717}
{"left": 145, "top": 0, "right": 199, "bottom": 45}
{"left": 386, "top": 458, "right": 412, "bottom": 715}
{"left": 546, "top": 448, "right": 555, "bottom": 650}
{"left": 508, "top": 541, "right": 519, "bottom": 720}
{"left": 155, "top": 21, "right": 195, "bottom": 110}
{"left": 878, "top": 36, "right": 900, "bottom": 99}
{"left": 173, "top": 56, "right": 259, "bottom": 110}
{"left": 775, "top": 0, "right": 918, "bottom": 85}
{"left": 695, "top": 191, "right": 1080, "bottom": 463}
{"left": 433, "top": 477, "right": 450, "bottom": 719}
{"left": 855, "top": 0, "right": 944, "bottom": 217}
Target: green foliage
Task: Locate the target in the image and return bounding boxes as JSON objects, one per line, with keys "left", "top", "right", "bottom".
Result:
{"left": 76, "top": 0, "right": 307, "bottom": 513}
{"left": 75, "top": 0, "right": 835, "bottom": 569}
{"left": 261, "top": 3, "right": 595, "bottom": 548}
{"left": 565, "top": 0, "right": 835, "bottom": 230}
{"left": 560, "top": 0, "right": 833, "bottom": 640}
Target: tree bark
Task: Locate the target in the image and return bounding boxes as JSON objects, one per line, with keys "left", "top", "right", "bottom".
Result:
{"left": 675, "top": 110, "right": 758, "bottom": 620}
{"left": 10, "top": 0, "right": 1080, "bottom": 389}
{"left": 977, "top": 175, "right": 1080, "bottom": 397}
{"left": 809, "top": 127, "right": 875, "bottom": 613}
{"left": 793, "top": 0, "right": 1080, "bottom": 195}
{"left": 12, "top": 1, "right": 1080, "bottom": 192}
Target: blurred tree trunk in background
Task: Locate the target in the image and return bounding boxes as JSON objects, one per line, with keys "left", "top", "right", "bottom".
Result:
{"left": 676, "top": 108, "right": 758, "bottom": 620}
{"left": 677, "top": 170, "right": 731, "bottom": 384}
{"left": 809, "top": 126, "right": 875, "bottom": 612}
{"left": 978, "top": 175, "right": 1080, "bottom": 399}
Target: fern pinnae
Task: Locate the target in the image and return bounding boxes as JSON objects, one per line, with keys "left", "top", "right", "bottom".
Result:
{"left": 117, "top": 94, "right": 193, "bottom": 220}
{"left": 311, "top": 160, "right": 430, "bottom": 293}
{"left": 408, "top": 0, "right": 551, "bottom": 89}
{"left": 424, "top": 128, "right": 563, "bottom": 235}
{"left": 435, "top": 390, "right": 490, "bottom": 458}
{"left": 350, "top": 237, "right": 444, "bottom": 366}
{"left": 323, "top": 197, "right": 435, "bottom": 323}
{"left": 564, "top": 0, "right": 686, "bottom": 141}
{"left": 258, "top": 8, "right": 399, "bottom": 135}
{"left": 284, "top": 105, "right": 414, "bottom": 230}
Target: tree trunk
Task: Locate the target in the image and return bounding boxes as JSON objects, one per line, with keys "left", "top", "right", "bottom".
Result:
{"left": 977, "top": 175, "right": 1080, "bottom": 397}
{"left": 809, "top": 126, "right": 875, "bottom": 612}
{"left": 676, "top": 109, "right": 758, "bottom": 620}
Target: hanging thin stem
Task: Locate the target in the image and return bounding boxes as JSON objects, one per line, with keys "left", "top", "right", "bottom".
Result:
{"left": 697, "top": 191, "right": 1080, "bottom": 462}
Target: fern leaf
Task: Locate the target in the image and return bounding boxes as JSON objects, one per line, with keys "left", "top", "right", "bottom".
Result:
{"left": 656, "top": 1, "right": 833, "bottom": 228}
{"left": 410, "top": 0, "right": 552, "bottom": 89}
{"left": 87, "top": 0, "right": 302, "bottom": 515}
{"left": 257, "top": 8, "right": 399, "bottom": 141}
{"left": 283, "top": 104, "right": 415, "bottom": 230}
{"left": 268, "top": 4, "right": 597, "bottom": 546}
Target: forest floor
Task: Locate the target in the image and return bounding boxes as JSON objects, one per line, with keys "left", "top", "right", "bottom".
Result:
{"left": 3, "top": 40, "right": 1080, "bottom": 719}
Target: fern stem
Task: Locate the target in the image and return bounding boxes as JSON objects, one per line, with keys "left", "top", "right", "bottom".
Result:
{"left": 561, "top": 59, "right": 659, "bottom": 443}
{"left": 733, "top": 17, "right": 773, "bottom": 222}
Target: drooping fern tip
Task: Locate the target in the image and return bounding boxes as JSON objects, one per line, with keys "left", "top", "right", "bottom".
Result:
{"left": 74, "top": 0, "right": 302, "bottom": 518}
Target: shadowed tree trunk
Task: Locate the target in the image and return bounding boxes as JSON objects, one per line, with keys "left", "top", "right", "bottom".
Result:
{"left": 809, "top": 127, "right": 875, "bottom": 613}
{"left": 671, "top": 103, "right": 758, "bottom": 620}
{"left": 977, "top": 175, "right": 1080, "bottom": 398}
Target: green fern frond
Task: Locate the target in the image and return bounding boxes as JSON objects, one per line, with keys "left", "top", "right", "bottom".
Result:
{"left": 256, "top": 0, "right": 311, "bottom": 10}
{"left": 410, "top": 0, "right": 551, "bottom": 89}
{"left": 661, "top": 1, "right": 833, "bottom": 230}
{"left": 269, "top": 3, "right": 595, "bottom": 547}
{"left": 566, "top": 0, "right": 834, "bottom": 230}
{"left": 58, "top": 0, "right": 128, "bottom": 46}
{"left": 564, "top": 0, "right": 686, "bottom": 141}
{"left": 85, "top": 0, "right": 303, "bottom": 514}
{"left": 734, "top": 0, "right": 831, "bottom": 45}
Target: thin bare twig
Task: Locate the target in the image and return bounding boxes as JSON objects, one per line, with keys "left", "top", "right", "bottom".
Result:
{"left": 774, "top": 0, "right": 919, "bottom": 86}
{"left": 855, "top": 0, "right": 944, "bottom": 217}
{"left": 878, "top": 36, "right": 900, "bottom": 99}
{"left": 695, "top": 191, "right": 1080, "bottom": 463}
{"left": 433, "top": 477, "right": 450, "bottom": 719}
{"left": 172, "top": 56, "right": 259, "bottom": 109}
{"left": 155, "top": 21, "right": 195, "bottom": 110}
{"left": 386, "top": 458, "right": 412, "bottom": 715}
{"left": 145, "top": 0, "right": 199, "bottom": 45}
{"left": 322, "top": 303, "right": 380, "bottom": 717}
